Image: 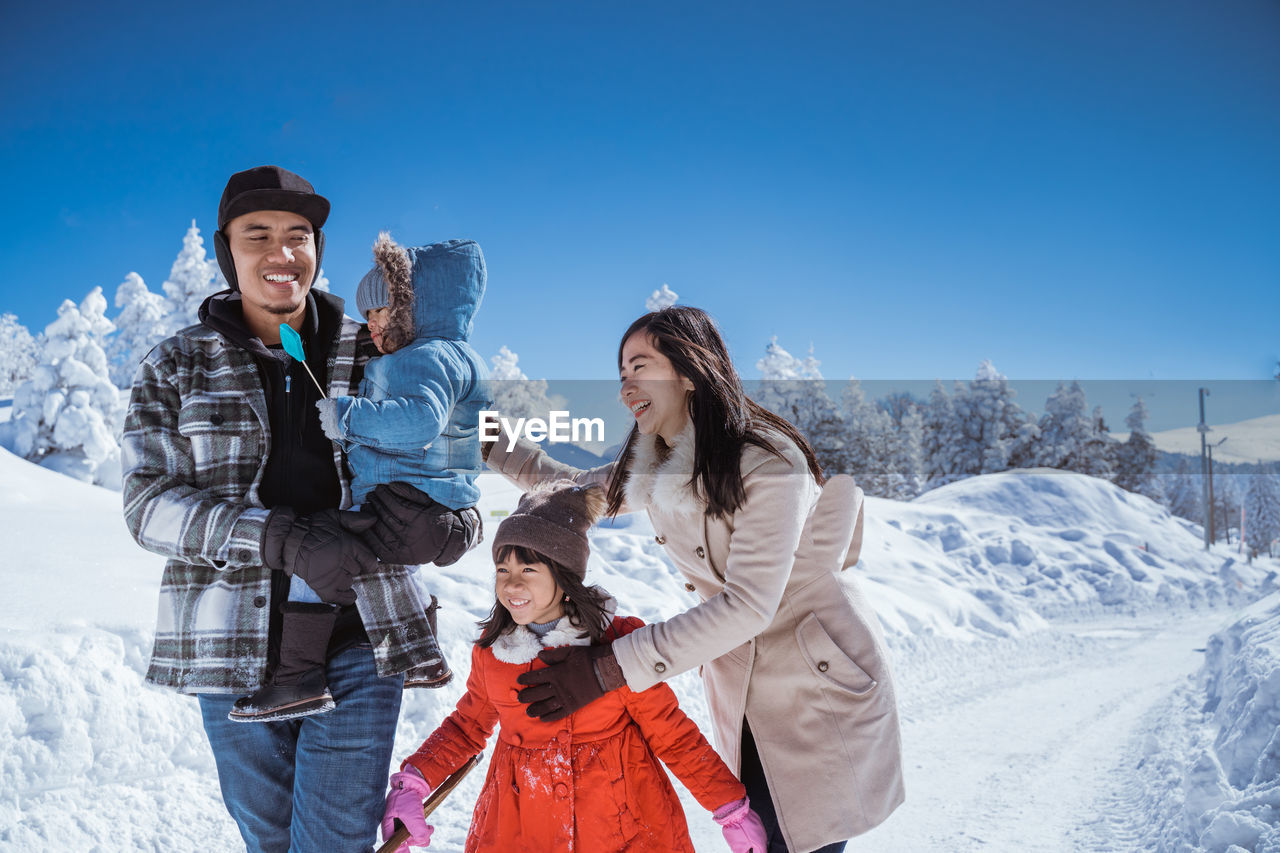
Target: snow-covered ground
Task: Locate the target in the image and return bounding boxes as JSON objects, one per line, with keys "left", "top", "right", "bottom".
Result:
{"left": 2, "top": 446, "right": 1278, "bottom": 851}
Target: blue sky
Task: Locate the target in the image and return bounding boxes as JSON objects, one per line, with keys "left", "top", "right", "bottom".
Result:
{"left": 2, "top": 1, "right": 1277, "bottom": 418}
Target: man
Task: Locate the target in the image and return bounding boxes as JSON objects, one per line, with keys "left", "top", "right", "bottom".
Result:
{"left": 122, "top": 165, "right": 443, "bottom": 852}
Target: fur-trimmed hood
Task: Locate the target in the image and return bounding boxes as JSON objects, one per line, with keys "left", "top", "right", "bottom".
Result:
{"left": 622, "top": 421, "right": 704, "bottom": 516}
{"left": 490, "top": 595, "right": 617, "bottom": 665}
{"left": 367, "top": 234, "right": 486, "bottom": 348}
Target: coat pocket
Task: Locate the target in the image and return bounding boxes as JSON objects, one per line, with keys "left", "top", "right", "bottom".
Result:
{"left": 176, "top": 395, "right": 260, "bottom": 480}
{"left": 795, "top": 612, "right": 877, "bottom": 698}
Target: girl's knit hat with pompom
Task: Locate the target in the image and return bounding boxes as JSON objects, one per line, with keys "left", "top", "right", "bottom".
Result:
{"left": 492, "top": 481, "right": 606, "bottom": 578}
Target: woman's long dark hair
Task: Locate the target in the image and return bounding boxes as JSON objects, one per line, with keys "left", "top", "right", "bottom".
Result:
{"left": 606, "top": 305, "right": 825, "bottom": 519}
{"left": 476, "top": 544, "right": 613, "bottom": 647}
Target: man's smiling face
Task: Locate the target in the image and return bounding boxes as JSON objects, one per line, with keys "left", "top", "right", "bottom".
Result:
{"left": 226, "top": 209, "right": 317, "bottom": 328}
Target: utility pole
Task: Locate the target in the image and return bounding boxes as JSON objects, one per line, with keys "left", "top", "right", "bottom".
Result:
{"left": 1198, "top": 388, "right": 1211, "bottom": 550}
{"left": 1207, "top": 437, "right": 1227, "bottom": 545}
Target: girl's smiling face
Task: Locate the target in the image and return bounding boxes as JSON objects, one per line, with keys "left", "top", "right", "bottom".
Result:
{"left": 619, "top": 332, "right": 695, "bottom": 444}
{"left": 495, "top": 553, "right": 564, "bottom": 626}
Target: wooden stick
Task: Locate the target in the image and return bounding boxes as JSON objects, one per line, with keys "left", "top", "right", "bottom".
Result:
{"left": 375, "top": 754, "right": 483, "bottom": 853}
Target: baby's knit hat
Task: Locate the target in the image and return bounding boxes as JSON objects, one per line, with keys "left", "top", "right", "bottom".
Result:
{"left": 355, "top": 264, "right": 390, "bottom": 318}
{"left": 492, "top": 481, "right": 607, "bottom": 578}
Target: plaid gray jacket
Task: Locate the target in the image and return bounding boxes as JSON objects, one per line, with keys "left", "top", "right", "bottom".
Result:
{"left": 122, "top": 312, "right": 442, "bottom": 693}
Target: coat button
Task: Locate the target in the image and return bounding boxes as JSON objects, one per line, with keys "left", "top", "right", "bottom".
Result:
{"left": 253, "top": 596, "right": 267, "bottom": 608}
{"left": 684, "top": 583, "right": 695, "bottom": 592}
{"left": 695, "top": 546, "right": 706, "bottom": 558}
{"left": 817, "top": 661, "right": 829, "bottom": 672}
{"left": 511, "top": 733, "right": 523, "bottom": 746}
{"left": 655, "top": 535, "right": 666, "bottom": 545}
{"left": 654, "top": 662, "right": 667, "bottom": 673}
{"left": 210, "top": 413, "right": 224, "bottom": 426}
{"left": 554, "top": 782, "right": 569, "bottom": 798}
{"left": 237, "top": 549, "right": 253, "bottom": 563}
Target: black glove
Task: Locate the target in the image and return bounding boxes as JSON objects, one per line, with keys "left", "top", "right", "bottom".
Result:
{"left": 261, "top": 508, "right": 378, "bottom": 606}
{"left": 363, "top": 482, "right": 481, "bottom": 566}
{"left": 515, "top": 644, "right": 624, "bottom": 721}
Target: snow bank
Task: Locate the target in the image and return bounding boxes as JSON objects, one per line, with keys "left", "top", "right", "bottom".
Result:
{"left": 892, "top": 469, "right": 1267, "bottom": 629}
{"left": 1182, "top": 593, "right": 1280, "bottom": 852}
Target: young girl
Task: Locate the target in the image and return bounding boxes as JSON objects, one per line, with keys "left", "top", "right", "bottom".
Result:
{"left": 380, "top": 480, "right": 767, "bottom": 853}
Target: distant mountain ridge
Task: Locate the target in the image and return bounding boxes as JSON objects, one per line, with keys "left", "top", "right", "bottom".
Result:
{"left": 1117, "top": 413, "right": 1280, "bottom": 465}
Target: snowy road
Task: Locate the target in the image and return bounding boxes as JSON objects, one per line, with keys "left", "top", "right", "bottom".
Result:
{"left": 856, "top": 613, "right": 1225, "bottom": 852}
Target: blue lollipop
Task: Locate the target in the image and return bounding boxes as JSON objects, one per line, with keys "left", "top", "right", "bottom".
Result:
{"left": 278, "top": 323, "right": 327, "bottom": 398}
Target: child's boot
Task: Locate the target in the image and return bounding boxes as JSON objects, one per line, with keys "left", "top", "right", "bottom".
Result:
{"left": 229, "top": 602, "right": 338, "bottom": 722}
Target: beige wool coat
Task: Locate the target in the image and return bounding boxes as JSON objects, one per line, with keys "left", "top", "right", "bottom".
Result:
{"left": 487, "top": 422, "right": 904, "bottom": 852}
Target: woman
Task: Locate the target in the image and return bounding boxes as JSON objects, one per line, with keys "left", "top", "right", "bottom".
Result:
{"left": 486, "top": 306, "right": 903, "bottom": 853}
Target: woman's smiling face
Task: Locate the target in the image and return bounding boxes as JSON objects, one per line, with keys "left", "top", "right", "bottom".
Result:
{"left": 619, "top": 332, "right": 695, "bottom": 444}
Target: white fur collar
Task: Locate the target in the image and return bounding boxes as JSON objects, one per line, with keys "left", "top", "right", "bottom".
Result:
{"left": 622, "top": 421, "right": 703, "bottom": 516}
{"left": 490, "top": 597, "right": 618, "bottom": 665}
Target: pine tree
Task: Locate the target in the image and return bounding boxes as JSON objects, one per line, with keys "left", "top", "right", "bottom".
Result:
{"left": 755, "top": 336, "right": 803, "bottom": 416}
{"left": 162, "top": 220, "right": 217, "bottom": 333}
{"left": 108, "top": 272, "right": 167, "bottom": 387}
{"left": 1164, "top": 457, "right": 1203, "bottom": 523}
{"left": 10, "top": 294, "right": 123, "bottom": 486}
{"left": 884, "top": 404, "right": 925, "bottom": 499}
{"left": 1080, "top": 405, "right": 1116, "bottom": 480}
{"left": 489, "top": 346, "right": 558, "bottom": 420}
{"left": 1113, "top": 397, "right": 1162, "bottom": 500}
{"left": 951, "top": 361, "right": 1035, "bottom": 479}
{"left": 837, "top": 378, "right": 894, "bottom": 495}
{"left": 922, "top": 380, "right": 961, "bottom": 489}
{"left": 1036, "top": 382, "right": 1091, "bottom": 469}
{"left": 0, "top": 313, "right": 38, "bottom": 395}
{"left": 1243, "top": 466, "right": 1280, "bottom": 560}
{"left": 1034, "top": 382, "right": 1114, "bottom": 479}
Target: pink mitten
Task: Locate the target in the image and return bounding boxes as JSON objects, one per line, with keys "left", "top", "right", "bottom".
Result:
{"left": 713, "top": 796, "right": 768, "bottom": 853}
{"left": 381, "top": 769, "right": 435, "bottom": 850}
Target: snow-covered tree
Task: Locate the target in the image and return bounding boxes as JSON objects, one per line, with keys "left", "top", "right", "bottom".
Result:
{"left": 0, "top": 312, "right": 38, "bottom": 395}
{"left": 1034, "top": 382, "right": 1114, "bottom": 479}
{"left": 80, "top": 287, "right": 115, "bottom": 350}
{"left": 108, "top": 272, "right": 167, "bottom": 387}
{"left": 1164, "top": 457, "right": 1203, "bottom": 524}
{"left": 1036, "top": 382, "right": 1092, "bottom": 469}
{"left": 9, "top": 294, "right": 124, "bottom": 487}
{"left": 755, "top": 336, "right": 804, "bottom": 415}
{"left": 162, "top": 220, "right": 218, "bottom": 333}
{"left": 833, "top": 378, "right": 888, "bottom": 494}
{"left": 488, "top": 346, "right": 558, "bottom": 420}
{"left": 1243, "top": 466, "right": 1280, "bottom": 560}
{"left": 1113, "top": 397, "right": 1161, "bottom": 500}
{"left": 645, "top": 284, "right": 678, "bottom": 312}
{"left": 922, "top": 380, "right": 962, "bottom": 489}
{"left": 950, "top": 361, "right": 1036, "bottom": 479}
{"left": 884, "top": 403, "right": 926, "bottom": 500}
{"left": 755, "top": 338, "right": 844, "bottom": 476}
{"left": 1080, "top": 405, "right": 1116, "bottom": 480}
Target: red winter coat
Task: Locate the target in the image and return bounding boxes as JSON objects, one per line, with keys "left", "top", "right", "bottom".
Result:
{"left": 403, "top": 615, "right": 745, "bottom": 853}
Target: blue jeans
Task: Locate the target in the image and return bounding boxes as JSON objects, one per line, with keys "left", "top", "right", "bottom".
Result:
{"left": 742, "top": 722, "right": 847, "bottom": 853}
{"left": 198, "top": 646, "right": 403, "bottom": 853}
